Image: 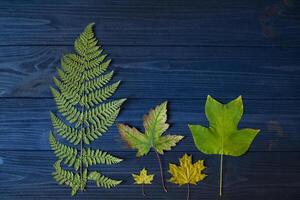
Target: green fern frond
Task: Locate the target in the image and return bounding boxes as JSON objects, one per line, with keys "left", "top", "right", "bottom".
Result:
{"left": 61, "top": 54, "right": 85, "bottom": 74}
{"left": 86, "top": 54, "right": 107, "bottom": 70}
{"left": 51, "top": 109, "right": 121, "bottom": 145}
{"left": 82, "top": 107, "right": 121, "bottom": 144}
{"left": 49, "top": 23, "right": 125, "bottom": 195}
{"left": 50, "top": 87, "right": 81, "bottom": 124}
{"left": 57, "top": 67, "right": 83, "bottom": 91}
{"left": 58, "top": 54, "right": 85, "bottom": 85}
{"left": 81, "top": 81, "right": 121, "bottom": 108}
{"left": 83, "top": 70, "right": 114, "bottom": 94}
{"left": 53, "top": 77, "right": 81, "bottom": 105}
{"left": 88, "top": 171, "right": 122, "bottom": 188}
{"left": 52, "top": 160, "right": 83, "bottom": 196}
{"left": 49, "top": 132, "right": 78, "bottom": 167}
{"left": 56, "top": 67, "right": 84, "bottom": 99}
{"left": 50, "top": 112, "right": 81, "bottom": 145}
{"left": 74, "top": 23, "right": 95, "bottom": 57}
{"left": 82, "top": 148, "right": 123, "bottom": 167}
{"left": 83, "top": 99, "right": 126, "bottom": 126}
{"left": 84, "top": 59, "right": 111, "bottom": 80}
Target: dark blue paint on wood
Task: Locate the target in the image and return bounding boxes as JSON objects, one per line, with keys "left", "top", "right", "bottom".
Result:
{"left": 0, "top": 0, "right": 300, "bottom": 199}
{"left": 0, "top": 0, "right": 299, "bottom": 47}
{"left": 0, "top": 46, "right": 299, "bottom": 98}
{"left": 0, "top": 98, "right": 298, "bottom": 151}
{"left": 1, "top": 151, "right": 300, "bottom": 200}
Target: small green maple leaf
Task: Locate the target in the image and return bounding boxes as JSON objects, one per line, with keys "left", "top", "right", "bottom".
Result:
{"left": 117, "top": 101, "right": 184, "bottom": 192}
{"left": 188, "top": 95, "right": 260, "bottom": 196}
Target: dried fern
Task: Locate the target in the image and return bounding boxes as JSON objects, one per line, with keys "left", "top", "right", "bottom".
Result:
{"left": 49, "top": 23, "right": 126, "bottom": 195}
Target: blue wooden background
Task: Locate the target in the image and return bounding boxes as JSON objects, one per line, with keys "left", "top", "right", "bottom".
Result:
{"left": 0, "top": 0, "right": 300, "bottom": 199}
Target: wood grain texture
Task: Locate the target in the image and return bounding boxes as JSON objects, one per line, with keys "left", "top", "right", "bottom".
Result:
{"left": 0, "top": 0, "right": 300, "bottom": 199}
{"left": 0, "top": 151, "right": 299, "bottom": 200}
{"left": 0, "top": 0, "right": 299, "bottom": 46}
{"left": 0, "top": 98, "right": 298, "bottom": 151}
{"left": 0, "top": 46, "right": 299, "bottom": 98}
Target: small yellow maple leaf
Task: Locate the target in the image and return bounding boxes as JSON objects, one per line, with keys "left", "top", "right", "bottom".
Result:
{"left": 169, "top": 153, "right": 207, "bottom": 185}
{"left": 132, "top": 168, "right": 154, "bottom": 184}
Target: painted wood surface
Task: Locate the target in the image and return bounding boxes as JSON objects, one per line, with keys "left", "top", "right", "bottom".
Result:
{"left": 0, "top": 0, "right": 299, "bottom": 46}
{"left": 0, "top": 0, "right": 299, "bottom": 199}
{"left": 0, "top": 46, "right": 299, "bottom": 98}
{"left": 0, "top": 98, "right": 298, "bottom": 151}
{"left": 1, "top": 151, "right": 300, "bottom": 200}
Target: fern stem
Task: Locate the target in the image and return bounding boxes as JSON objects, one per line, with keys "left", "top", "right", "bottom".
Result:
{"left": 80, "top": 107, "right": 84, "bottom": 191}
{"left": 80, "top": 133, "right": 83, "bottom": 190}
{"left": 219, "top": 153, "right": 223, "bottom": 196}
{"left": 187, "top": 184, "right": 190, "bottom": 200}
{"left": 155, "top": 150, "right": 167, "bottom": 192}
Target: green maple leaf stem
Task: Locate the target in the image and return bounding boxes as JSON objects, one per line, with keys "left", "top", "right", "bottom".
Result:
{"left": 154, "top": 150, "right": 167, "bottom": 192}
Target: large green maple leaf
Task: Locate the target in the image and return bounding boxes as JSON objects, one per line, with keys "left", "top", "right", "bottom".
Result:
{"left": 189, "top": 95, "right": 259, "bottom": 156}
{"left": 188, "top": 95, "right": 260, "bottom": 195}
{"left": 117, "top": 101, "right": 183, "bottom": 192}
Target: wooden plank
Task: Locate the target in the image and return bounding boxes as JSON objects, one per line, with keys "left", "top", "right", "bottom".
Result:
{"left": 0, "top": 151, "right": 299, "bottom": 200}
{"left": 0, "top": 46, "right": 299, "bottom": 98}
{"left": 0, "top": 98, "right": 298, "bottom": 151}
{"left": 0, "top": 0, "right": 299, "bottom": 46}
